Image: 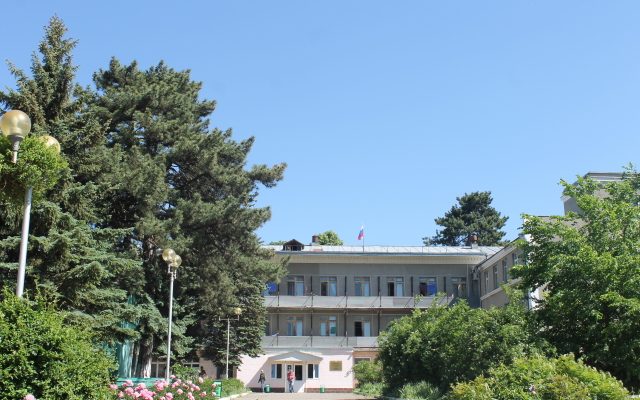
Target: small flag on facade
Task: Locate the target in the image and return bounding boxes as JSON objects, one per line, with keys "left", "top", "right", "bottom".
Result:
{"left": 358, "top": 225, "right": 364, "bottom": 241}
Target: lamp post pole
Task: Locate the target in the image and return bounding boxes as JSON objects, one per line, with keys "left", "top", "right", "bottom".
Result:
{"left": 1, "top": 110, "right": 31, "bottom": 297}
{"left": 161, "top": 248, "right": 182, "bottom": 381}
{"left": 1, "top": 111, "right": 60, "bottom": 298}
{"left": 220, "top": 307, "right": 242, "bottom": 379}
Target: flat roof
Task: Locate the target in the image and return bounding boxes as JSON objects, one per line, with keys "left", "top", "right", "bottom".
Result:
{"left": 263, "top": 245, "right": 502, "bottom": 257}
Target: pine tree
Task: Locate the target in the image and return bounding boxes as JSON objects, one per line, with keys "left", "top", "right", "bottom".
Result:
{"left": 0, "top": 16, "right": 141, "bottom": 344}
{"left": 1, "top": 16, "right": 287, "bottom": 376}
{"left": 89, "top": 58, "right": 287, "bottom": 375}
{"left": 424, "top": 191, "right": 508, "bottom": 246}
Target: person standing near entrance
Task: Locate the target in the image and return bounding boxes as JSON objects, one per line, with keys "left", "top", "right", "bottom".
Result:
{"left": 287, "top": 367, "right": 295, "bottom": 393}
{"left": 259, "top": 370, "right": 266, "bottom": 392}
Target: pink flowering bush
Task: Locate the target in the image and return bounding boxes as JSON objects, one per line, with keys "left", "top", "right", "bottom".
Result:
{"left": 110, "top": 378, "right": 222, "bottom": 400}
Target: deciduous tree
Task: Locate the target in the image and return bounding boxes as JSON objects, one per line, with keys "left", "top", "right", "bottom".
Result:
{"left": 514, "top": 168, "right": 640, "bottom": 390}
{"left": 317, "top": 230, "right": 343, "bottom": 245}
{"left": 378, "top": 297, "right": 541, "bottom": 392}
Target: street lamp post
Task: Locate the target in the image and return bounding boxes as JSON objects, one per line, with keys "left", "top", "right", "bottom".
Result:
{"left": 161, "top": 248, "right": 182, "bottom": 381}
{"left": 0, "top": 111, "right": 60, "bottom": 298}
{"left": 220, "top": 307, "right": 242, "bottom": 379}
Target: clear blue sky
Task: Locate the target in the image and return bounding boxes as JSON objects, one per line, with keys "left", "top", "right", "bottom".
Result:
{"left": 3, "top": 1, "right": 640, "bottom": 246}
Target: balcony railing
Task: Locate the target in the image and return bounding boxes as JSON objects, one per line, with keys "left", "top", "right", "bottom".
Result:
{"left": 265, "top": 294, "right": 455, "bottom": 309}
{"left": 261, "top": 335, "right": 379, "bottom": 348}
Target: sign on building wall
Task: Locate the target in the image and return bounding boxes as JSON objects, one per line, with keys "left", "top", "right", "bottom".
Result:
{"left": 329, "top": 361, "right": 342, "bottom": 371}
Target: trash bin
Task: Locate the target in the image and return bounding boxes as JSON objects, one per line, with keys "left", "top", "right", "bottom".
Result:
{"left": 320, "top": 385, "right": 325, "bottom": 393}
{"left": 213, "top": 381, "right": 222, "bottom": 397}
{"left": 265, "top": 384, "right": 270, "bottom": 393}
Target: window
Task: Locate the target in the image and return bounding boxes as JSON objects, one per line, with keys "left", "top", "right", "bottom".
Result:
{"left": 287, "top": 276, "right": 304, "bottom": 296}
{"left": 419, "top": 277, "right": 437, "bottom": 296}
{"left": 493, "top": 266, "right": 498, "bottom": 289}
{"left": 484, "top": 271, "right": 489, "bottom": 294}
{"left": 387, "top": 277, "right": 403, "bottom": 296}
{"left": 354, "top": 277, "right": 370, "bottom": 296}
{"left": 307, "top": 364, "right": 319, "bottom": 379}
{"left": 502, "top": 259, "right": 508, "bottom": 282}
{"left": 286, "top": 316, "right": 303, "bottom": 336}
{"left": 354, "top": 316, "right": 372, "bottom": 337}
{"left": 320, "top": 277, "right": 337, "bottom": 296}
{"left": 271, "top": 364, "right": 282, "bottom": 379}
{"left": 319, "top": 316, "right": 337, "bottom": 336}
{"left": 512, "top": 252, "right": 519, "bottom": 266}
{"left": 451, "top": 277, "right": 467, "bottom": 298}
{"left": 354, "top": 358, "right": 370, "bottom": 365}
{"left": 150, "top": 356, "right": 167, "bottom": 378}
{"left": 264, "top": 282, "right": 277, "bottom": 296}
{"left": 264, "top": 316, "right": 270, "bottom": 336}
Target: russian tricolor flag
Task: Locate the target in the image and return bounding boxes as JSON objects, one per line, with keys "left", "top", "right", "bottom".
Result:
{"left": 357, "top": 225, "right": 364, "bottom": 241}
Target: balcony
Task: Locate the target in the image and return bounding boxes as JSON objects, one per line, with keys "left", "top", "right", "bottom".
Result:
{"left": 261, "top": 335, "right": 379, "bottom": 348}
{"left": 265, "top": 295, "right": 456, "bottom": 309}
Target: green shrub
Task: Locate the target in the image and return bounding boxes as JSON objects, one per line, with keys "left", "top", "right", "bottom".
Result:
{"left": 352, "top": 359, "right": 383, "bottom": 387}
{"left": 219, "top": 377, "right": 246, "bottom": 397}
{"left": 448, "top": 354, "right": 628, "bottom": 400}
{"left": 0, "top": 291, "right": 113, "bottom": 399}
{"left": 396, "top": 381, "right": 442, "bottom": 400}
{"left": 355, "top": 381, "right": 385, "bottom": 396}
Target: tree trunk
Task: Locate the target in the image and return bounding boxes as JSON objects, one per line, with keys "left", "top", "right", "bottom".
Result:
{"left": 137, "top": 340, "right": 154, "bottom": 378}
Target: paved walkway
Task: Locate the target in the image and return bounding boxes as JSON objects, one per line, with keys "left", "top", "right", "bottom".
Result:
{"left": 227, "top": 393, "right": 377, "bottom": 400}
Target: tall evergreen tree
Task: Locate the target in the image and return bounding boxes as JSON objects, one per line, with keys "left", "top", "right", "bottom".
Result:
{"left": 0, "top": 16, "right": 141, "bottom": 344}
{"left": 88, "top": 58, "right": 287, "bottom": 374}
{"left": 1, "top": 17, "right": 287, "bottom": 375}
{"left": 424, "top": 191, "right": 508, "bottom": 246}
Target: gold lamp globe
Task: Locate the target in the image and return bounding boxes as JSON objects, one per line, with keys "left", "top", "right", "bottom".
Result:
{"left": 171, "top": 255, "right": 182, "bottom": 268}
{"left": 39, "top": 135, "right": 61, "bottom": 153}
{"left": 1, "top": 110, "right": 31, "bottom": 151}
{"left": 162, "top": 248, "right": 177, "bottom": 263}
{"left": 233, "top": 307, "right": 242, "bottom": 316}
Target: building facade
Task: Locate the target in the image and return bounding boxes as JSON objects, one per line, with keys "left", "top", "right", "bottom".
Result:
{"left": 235, "top": 240, "right": 501, "bottom": 392}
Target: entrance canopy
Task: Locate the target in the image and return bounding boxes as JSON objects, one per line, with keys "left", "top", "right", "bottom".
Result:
{"left": 267, "top": 351, "right": 323, "bottom": 363}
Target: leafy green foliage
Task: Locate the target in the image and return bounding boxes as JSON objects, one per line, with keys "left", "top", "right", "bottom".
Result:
{"left": 378, "top": 297, "right": 542, "bottom": 392}
{"left": 448, "top": 354, "right": 628, "bottom": 400}
{"left": 219, "top": 378, "right": 246, "bottom": 398}
{"left": 352, "top": 359, "right": 383, "bottom": 387}
{"left": 424, "top": 191, "right": 508, "bottom": 246}
{"left": 394, "top": 381, "right": 442, "bottom": 400}
{"left": 0, "top": 290, "right": 113, "bottom": 400}
{"left": 513, "top": 167, "right": 640, "bottom": 389}
{"left": 0, "top": 136, "right": 67, "bottom": 205}
{"left": 354, "top": 381, "right": 384, "bottom": 396}
{"left": 317, "top": 230, "right": 344, "bottom": 245}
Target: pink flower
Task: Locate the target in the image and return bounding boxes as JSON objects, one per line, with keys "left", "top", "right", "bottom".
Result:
{"left": 166, "top": 393, "right": 174, "bottom": 400}
{"left": 118, "top": 392, "right": 124, "bottom": 398}
{"left": 177, "top": 389, "right": 183, "bottom": 394}
{"left": 198, "top": 377, "right": 204, "bottom": 383}
{"left": 24, "top": 396, "right": 35, "bottom": 400}
{"left": 125, "top": 387, "right": 134, "bottom": 395}
{"left": 109, "top": 384, "right": 119, "bottom": 390}
{"left": 126, "top": 379, "right": 134, "bottom": 387}
{"left": 170, "top": 375, "right": 176, "bottom": 379}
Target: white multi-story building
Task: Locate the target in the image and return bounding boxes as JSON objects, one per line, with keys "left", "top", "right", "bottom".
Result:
{"left": 226, "top": 238, "right": 501, "bottom": 393}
